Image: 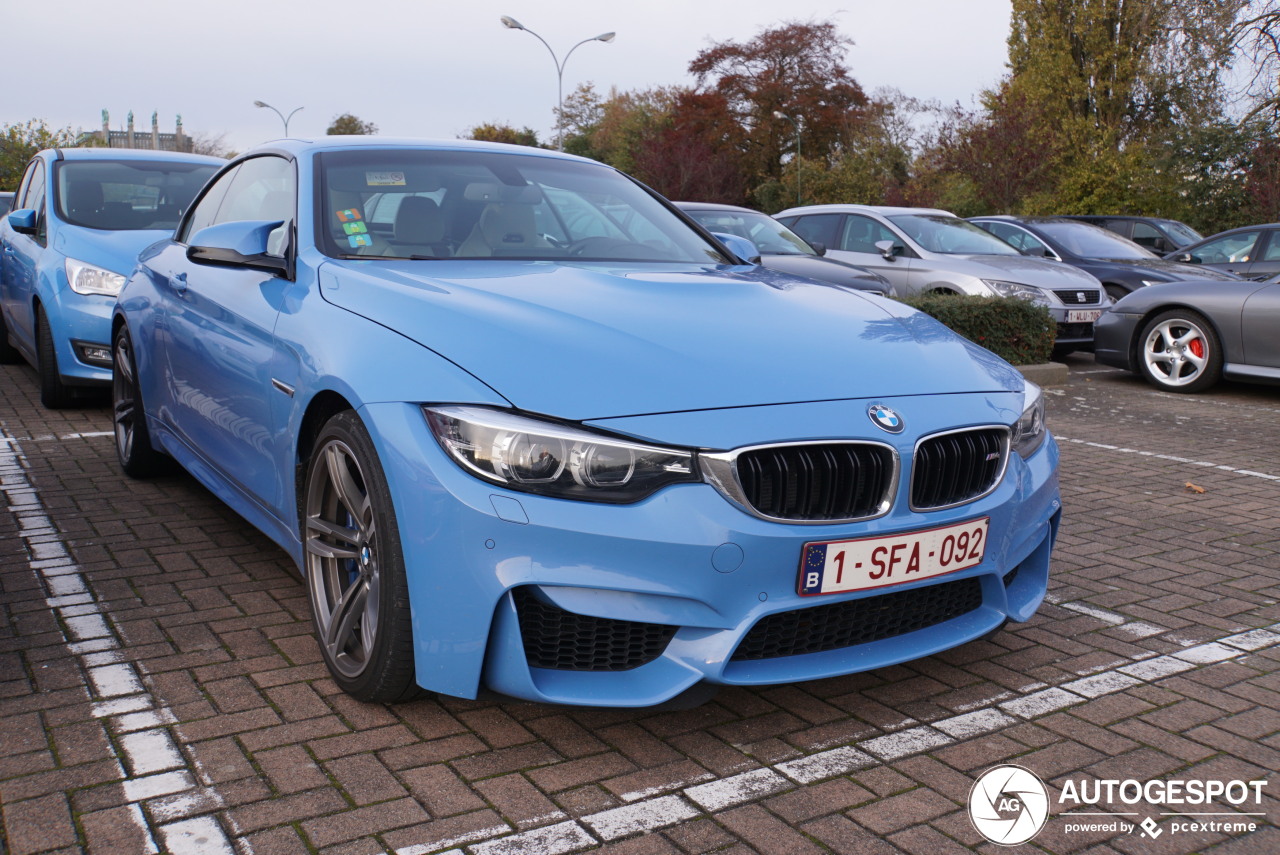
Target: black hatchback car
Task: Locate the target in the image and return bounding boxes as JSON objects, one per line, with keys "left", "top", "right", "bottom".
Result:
{"left": 968, "top": 216, "right": 1238, "bottom": 302}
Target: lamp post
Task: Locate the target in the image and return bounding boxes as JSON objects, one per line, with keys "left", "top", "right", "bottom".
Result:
{"left": 773, "top": 111, "right": 801, "bottom": 207}
{"left": 254, "top": 101, "right": 304, "bottom": 137}
{"left": 501, "top": 15, "right": 615, "bottom": 151}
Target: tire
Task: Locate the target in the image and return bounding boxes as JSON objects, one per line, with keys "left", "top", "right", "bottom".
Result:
{"left": 1136, "top": 309, "right": 1223, "bottom": 393}
{"left": 1051, "top": 345, "right": 1076, "bottom": 360}
{"left": 1103, "top": 284, "right": 1130, "bottom": 303}
{"left": 112, "top": 324, "right": 168, "bottom": 477}
{"left": 0, "top": 309, "right": 20, "bottom": 364}
{"left": 36, "top": 306, "right": 73, "bottom": 408}
{"left": 302, "top": 410, "right": 420, "bottom": 702}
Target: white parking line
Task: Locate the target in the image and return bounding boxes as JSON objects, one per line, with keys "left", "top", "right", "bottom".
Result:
{"left": 1055, "top": 435, "right": 1280, "bottom": 481}
{"left": 0, "top": 430, "right": 236, "bottom": 855}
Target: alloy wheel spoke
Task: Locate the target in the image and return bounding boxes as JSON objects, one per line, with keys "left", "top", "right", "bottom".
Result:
{"left": 325, "top": 445, "right": 370, "bottom": 524}
{"left": 325, "top": 575, "right": 369, "bottom": 654}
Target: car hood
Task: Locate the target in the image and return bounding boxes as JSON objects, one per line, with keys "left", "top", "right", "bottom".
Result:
{"left": 53, "top": 226, "right": 172, "bottom": 278}
{"left": 319, "top": 260, "right": 1024, "bottom": 421}
{"left": 758, "top": 254, "right": 890, "bottom": 291}
{"left": 943, "top": 254, "right": 1102, "bottom": 288}
{"left": 1086, "top": 257, "right": 1238, "bottom": 281}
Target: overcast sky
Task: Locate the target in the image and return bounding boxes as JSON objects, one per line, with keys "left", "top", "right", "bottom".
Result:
{"left": 5, "top": 0, "right": 1013, "bottom": 154}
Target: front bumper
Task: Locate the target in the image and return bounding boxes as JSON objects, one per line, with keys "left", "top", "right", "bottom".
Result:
{"left": 362, "top": 395, "right": 1061, "bottom": 707}
{"left": 46, "top": 289, "right": 114, "bottom": 385}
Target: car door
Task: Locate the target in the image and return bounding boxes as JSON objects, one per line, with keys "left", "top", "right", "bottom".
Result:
{"left": 1241, "top": 280, "right": 1280, "bottom": 370}
{"left": 1243, "top": 230, "right": 1280, "bottom": 281}
{"left": 159, "top": 155, "right": 296, "bottom": 512}
{"left": 1, "top": 159, "right": 48, "bottom": 354}
{"left": 827, "top": 214, "right": 915, "bottom": 294}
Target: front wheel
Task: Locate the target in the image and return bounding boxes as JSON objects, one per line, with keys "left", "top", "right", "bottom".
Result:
{"left": 1137, "top": 309, "right": 1223, "bottom": 393}
{"left": 112, "top": 324, "right": 168, "bottom": 477}
{"left": 36, "top": 307, "right": 73, "bottom": 408}
{"left": 302, "top": 411, "right": 420, "bottom": 702}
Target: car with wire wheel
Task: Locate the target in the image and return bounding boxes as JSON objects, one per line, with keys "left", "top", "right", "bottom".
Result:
{"left": 111, "top": 137, "right": 1060, "bottom": 707}
{"left": 0, "top": 148, "right": 222, "bottom": 407}
{"left": 967, "top": 215, "right": 1237, "bottom": 304}
{"left": 775, "top": 204, "right": 1109, "bottom": 356}
{"left": 1094, "top": 274, "right": 1280, "bottom": 392}
{"left": 674, "top": 201, "right": 896, "bottom": 297}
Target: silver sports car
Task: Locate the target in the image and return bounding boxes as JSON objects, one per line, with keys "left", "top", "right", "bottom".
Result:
{"left": 1094, "top": 275, "right": 1280, "bottom": 392}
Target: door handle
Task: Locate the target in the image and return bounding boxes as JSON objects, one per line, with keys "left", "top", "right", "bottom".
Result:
{"left": 170, "top": 272, "right": 188, "bottom": 294}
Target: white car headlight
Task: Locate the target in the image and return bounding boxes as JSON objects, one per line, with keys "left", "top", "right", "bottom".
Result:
{"left": 983, "top": 279, "right": 1048, "bottom": 305}
{"left": 425, "top": 406, "right": 697, "bottom": 502}
{"left": 1011, "top": 382, "right": 1047, "bottom": 458}
{"left": 65, "top": 258, "right": 127, "bottom": 296}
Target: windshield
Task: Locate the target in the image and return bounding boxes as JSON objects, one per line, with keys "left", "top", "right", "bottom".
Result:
{"left": 55, "top": 160, "right": 218, "bottom": 231}
{"left": 686, "top": 209, "right": 816, "bottom": 256}
{"left": 1032, "top": 221, "right": 1157, "bottom": 259}
{"left": 1161, "top": 220, "right": 1203, "bottom": 245}
{"left": 888, "top": 215, "right": 1021, "bottom": 255}
{"left": 316, "top": 149, "right": 726, "bottom": 263}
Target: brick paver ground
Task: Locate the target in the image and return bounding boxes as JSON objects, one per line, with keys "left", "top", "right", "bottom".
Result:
{"left": 1, "top": 353, "right": 1277, "bottom": 854}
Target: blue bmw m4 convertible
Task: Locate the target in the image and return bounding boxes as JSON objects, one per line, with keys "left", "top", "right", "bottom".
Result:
{"left": 112, "top": 138, "right": 1060, "bottom": 706}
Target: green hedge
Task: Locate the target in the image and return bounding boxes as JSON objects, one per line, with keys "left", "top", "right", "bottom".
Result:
{"left": 901, "top": 294, "right": 1055, "bottom": 366}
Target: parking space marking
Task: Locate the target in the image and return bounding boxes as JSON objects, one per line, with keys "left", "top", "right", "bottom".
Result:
{"left": 1, "top": 430, "right": 237, "bottom": 855}
{"left": 1055, "top": 435, "right": 1280, "bottom": 481}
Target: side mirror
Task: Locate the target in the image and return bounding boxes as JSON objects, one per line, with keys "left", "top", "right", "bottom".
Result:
{"left": 874, "top": 239, "right": 900, "bottom": 260}
{"left": 1022, "top": 245, "right": 1048, "bottom": 258}
{"left": 808, "top": 241, "right": 827, "bottom": 257}
{"left": 6, "top": 208, "right": 37, "bottom": 235}
{"left": 187, "top": 219, "right": 291, "bottom": 276}
{"left": 1174, "top": 252, "right": 1197, "bottom": 264}
{"left": 712, "top": 232, "right": 762, "bottom": 265}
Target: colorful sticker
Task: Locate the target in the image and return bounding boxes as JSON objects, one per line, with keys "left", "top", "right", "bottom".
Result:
{"left": 347, "top": 234, "right": 373, "bottom": 248}
{"left": 336, "top": 208, "right": 362, "bottom": 222}
{"left": 365, "top": 171, "right": 406, "bottom": 186}
{"left": 342, "top": 221, "right": 368, "bottom": 235}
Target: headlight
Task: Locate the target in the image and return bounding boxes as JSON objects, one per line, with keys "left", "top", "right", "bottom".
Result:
{"left": 65, "top": 258, "right": 126, "bottom": 296}
{"left": 424, "top": 406, "right": 697, "bottom": 502}
{"left": 982, "top": 279, "right": 1048, "bottom": 305}
{"left": 1011, "top": 382, "right": 1046, "bottom": 458}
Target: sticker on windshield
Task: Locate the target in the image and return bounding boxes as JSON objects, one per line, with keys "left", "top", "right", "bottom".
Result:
{"left": 365, "top": 171, "right": 406, "bottom": 186}
{"left": 342, "top": 221, "right": 367, "bottom": 235}
{"left": 336, "top": 208, "right": 362, "bottom": 222}
{"left": 347, "top": 234, "right": 373, "bottom": 248}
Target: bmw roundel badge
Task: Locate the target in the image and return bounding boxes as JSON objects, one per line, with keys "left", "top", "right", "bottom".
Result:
{"left": 868, "top": 404, "right": 905, "bottom": 434}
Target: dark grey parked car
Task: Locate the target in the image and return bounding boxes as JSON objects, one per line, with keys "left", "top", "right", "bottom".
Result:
{"left": 969, "top": 216, "right": 1237, "bottom": 303}
{"left": 1164, "top": 224, "right": 1280, "bottom": 281}
{"left": 675, "top": 202, "right": 896, "bottom": 297}
{"left": 1061, "top": 215, "right": 1202, "bottom": 253}
{"left": 1094, "top": 275, "right": 1280, "bottom": 392}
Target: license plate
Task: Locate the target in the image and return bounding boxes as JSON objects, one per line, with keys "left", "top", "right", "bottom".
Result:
{"left": 798, "top": 518, "right": 989, "bottom": 596}
{"left": 1067, "top": 309, "right": 1102, "bottom": 323}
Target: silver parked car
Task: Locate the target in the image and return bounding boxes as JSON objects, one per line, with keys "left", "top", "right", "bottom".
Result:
{"left": 776, "top": 205, "right": 1111, "bottom": 354}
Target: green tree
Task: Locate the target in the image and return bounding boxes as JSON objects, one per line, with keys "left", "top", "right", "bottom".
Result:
{"left": 0, "top": 120, "right": 82, "bottom": 190}
{"left": 465, "top": 123, "right": 542, "bottom": 147}
{"left": 326, "top": 113, "right": 378, "bottom": 135}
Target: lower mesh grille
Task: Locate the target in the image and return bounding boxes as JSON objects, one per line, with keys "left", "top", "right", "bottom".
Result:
{"left": 513, "top": 587, "right": 677, "bottom": 671}
{"left": 731, "top": 577, "right": 984, "bottom": 661}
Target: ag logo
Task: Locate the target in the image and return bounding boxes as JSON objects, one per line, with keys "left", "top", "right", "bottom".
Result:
{"left": 968, "top": 764, "right": 1050, "bottom": 845}
{"left": 867, "top": 404, "right": 904, "bottom": 434}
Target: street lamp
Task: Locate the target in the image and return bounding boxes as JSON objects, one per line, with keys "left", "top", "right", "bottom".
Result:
{"left": 501, "top": 15, "right": 615, "bottom": 151}
{"left": 254, "top": 100, "right": 304, "bottom": 137}
{"left": 773, "top": 111, "right": 802, "bottom": 207}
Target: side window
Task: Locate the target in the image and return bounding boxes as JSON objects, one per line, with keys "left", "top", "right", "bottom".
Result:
{"left": 181, "top": 165, "right": 240, "bottom": 243}
{"left": 1259, "top": 231, "right": 1280, "bottom": 261}
{"left": 1189, "top": 231, "right": 1259, "bottom": 264}
{"left": 14, "top": 160, "right": 39, "bottom": 209}
{"left": 839, "top": 215, "right": 897, "bottom": 253}
{"left": 985, "top": 222, "right": 1050, "bottom": 255}
{"left": 22, "top": 161, "right": 48, "bottom": 244}
{"left": 1103, "top": 219, "right": 1133, "bottom": 239}
{"left": 784, "top": 214, "right": 840, "bottom": 248}
{"left": 1130, "top": 222, "right": 1163, "bottom": 250}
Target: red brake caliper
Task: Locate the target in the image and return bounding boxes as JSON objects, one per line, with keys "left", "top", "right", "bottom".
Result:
{"left": 1188, "top": 338, "right": 1205, "bottom": 359}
